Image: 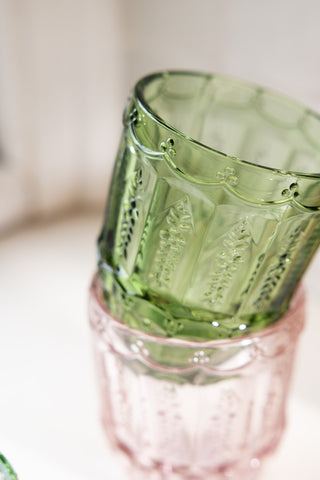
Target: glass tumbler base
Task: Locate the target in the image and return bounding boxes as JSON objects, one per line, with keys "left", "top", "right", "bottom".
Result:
{"left": 102, "top": 414, "right": 268, "bottom": 480}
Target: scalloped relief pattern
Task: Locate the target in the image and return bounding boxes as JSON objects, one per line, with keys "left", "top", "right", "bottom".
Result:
{"left": 89, "top": 278, "right": 304, "bottom": 375}
{"left": 127, "top": 105, "right": 319, "bottom": 210}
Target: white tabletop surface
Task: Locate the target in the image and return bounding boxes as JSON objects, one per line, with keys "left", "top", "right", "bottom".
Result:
{"left": 0, "top": 212, "right": 319, "bottom": 479}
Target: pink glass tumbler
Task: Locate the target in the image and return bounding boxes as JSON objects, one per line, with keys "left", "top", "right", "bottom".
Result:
{"left": 89, "top": 275, "right": 305, "bottom": 480}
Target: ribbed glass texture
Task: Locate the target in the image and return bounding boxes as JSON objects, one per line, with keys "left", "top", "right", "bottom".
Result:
{"left": 89, "top": 275, "right": 305, "bottom": 480}
{"left": 98, "top": 71, "right": 320, "bottom": 340}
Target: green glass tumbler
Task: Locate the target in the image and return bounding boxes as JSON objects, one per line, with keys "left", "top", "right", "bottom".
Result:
{"left": 98, "top": 71, "right": 320, "bottom": 340}
{"left": 0, "top": 453, "right": 18, "bottom": 480}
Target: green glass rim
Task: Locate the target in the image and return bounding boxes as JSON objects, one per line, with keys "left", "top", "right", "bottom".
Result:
{"left": 134, "top": 70, "right": 320, "bottom": 180}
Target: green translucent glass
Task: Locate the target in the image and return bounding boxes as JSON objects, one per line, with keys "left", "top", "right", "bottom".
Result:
{"left": 98, "top": 71, "right": 320, "bottom": 340}
{"left": 0, "top": 454, "right": 18, "bottom": 480}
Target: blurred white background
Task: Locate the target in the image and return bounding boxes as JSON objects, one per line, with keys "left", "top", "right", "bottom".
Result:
{"left": 1, "top": 1, "right": 320, "bottom": 479}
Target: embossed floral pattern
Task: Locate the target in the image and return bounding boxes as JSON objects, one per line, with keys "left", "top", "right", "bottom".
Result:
{"left": 216, "top": 166, "right": 239, "bottom": 187}
{"left": 150, "top": 197, "right": 193, "bottom": 288}
{"left": 117, "top": 168, "right": 143, "bottom": 259}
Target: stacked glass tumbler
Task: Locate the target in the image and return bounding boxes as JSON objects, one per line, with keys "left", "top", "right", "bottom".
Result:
{"left": 89, "top": 71, "right": 320, "bottom": 479}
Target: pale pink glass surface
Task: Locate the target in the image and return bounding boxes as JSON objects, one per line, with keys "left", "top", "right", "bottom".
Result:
{"left": 89, "top": 275, "right": 305, "bottom": 480}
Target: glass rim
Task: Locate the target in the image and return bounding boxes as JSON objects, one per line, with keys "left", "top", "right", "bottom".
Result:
{"left": 90, "top": 275, "right": 304, "bottom": 349}
{"left": 134, "top": 70, "right": 320, "bottom": 180}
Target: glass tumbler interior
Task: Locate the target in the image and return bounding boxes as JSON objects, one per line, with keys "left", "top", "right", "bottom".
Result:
{"left": 138, "top": 72, "right": 320, "bottom": 174}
